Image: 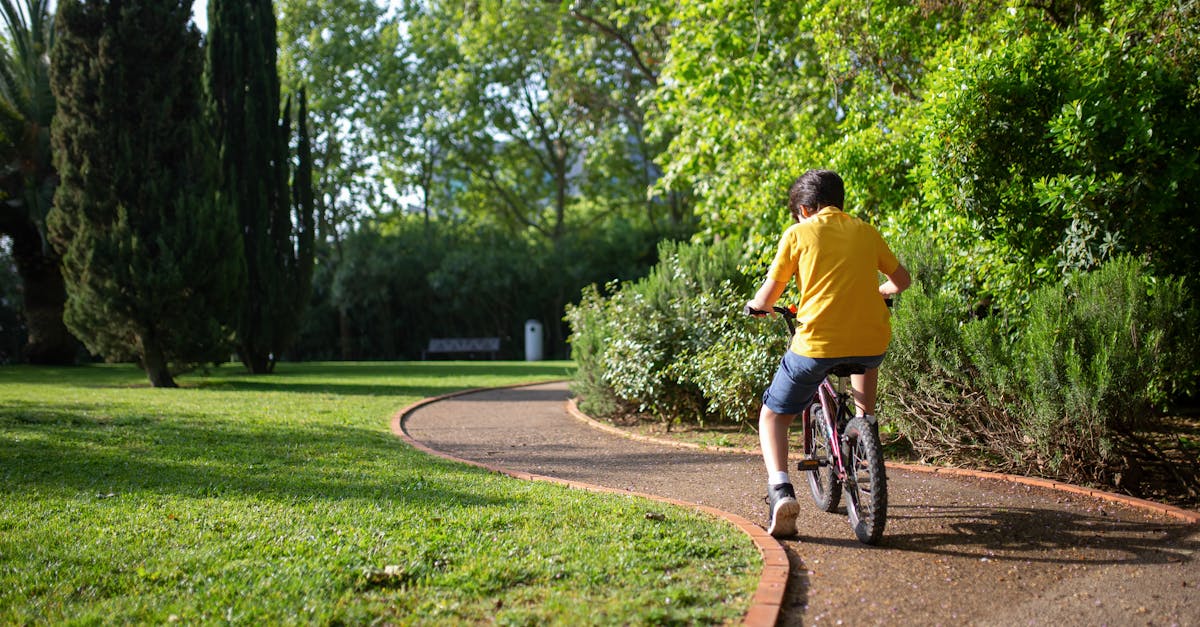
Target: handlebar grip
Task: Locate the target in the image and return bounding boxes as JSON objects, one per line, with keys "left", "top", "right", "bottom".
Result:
{"left": 884, "top": 297, "right": 894, "bottom": 308}
{"left": 744, "top": 305, "right": 770, "bottom": 316}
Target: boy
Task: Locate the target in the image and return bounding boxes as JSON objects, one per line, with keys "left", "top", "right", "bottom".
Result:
{"left": 745, "top": 169, "right": 911, "bottom": 537}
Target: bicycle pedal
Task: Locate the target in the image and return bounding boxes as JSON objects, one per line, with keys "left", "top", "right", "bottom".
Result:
{"left": 796, "top": 458, "right": 824, "bottom": 472}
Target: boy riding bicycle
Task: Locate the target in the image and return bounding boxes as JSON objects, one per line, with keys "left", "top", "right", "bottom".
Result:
{"left": 745, "top": 169, "right": 911, "bottom": 538}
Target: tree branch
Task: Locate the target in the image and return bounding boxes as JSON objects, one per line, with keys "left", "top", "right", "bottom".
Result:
{"left": 566, "top": 6, "right": 658, "bottom": 87}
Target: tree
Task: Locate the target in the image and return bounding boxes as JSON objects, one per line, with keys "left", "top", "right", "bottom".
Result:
{"left": 276, "top": 0, "right": 400, "bottom": 360}
{"left": 207, "top": 0, "right": 315, "bottom": 373}
{"left": 48, "top": 0, "right": 243, "bottom": 388}
{"left": 0, "top": 0, "right": 77, "bottom": 364}
{"left": 403, "top": 1, "right": 681, "bottom": 242}
{"left": 556, "top": 0, "right": 692, "bottom": 234}
{"left": 649, "top": 0, "right": 835, "bottom": 256}
{"left": 276, "top": 0, "right": 399, "bottom": 232}
{"left": 428, "top": 2, "right": 588, "bottom": 242}
{"left": 915, "top": 2, "right": 1200, "bottom": 308}
{"left": 651, "top": 0, "right": 1200, "bottom": 310}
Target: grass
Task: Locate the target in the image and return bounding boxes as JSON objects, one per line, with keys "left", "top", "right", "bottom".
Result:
{"left": 0, "top": 362, "right": 759, "bottom": 625}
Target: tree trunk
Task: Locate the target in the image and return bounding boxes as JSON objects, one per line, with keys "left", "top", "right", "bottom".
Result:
{"left": 240, "top": 348, "right": 273, "bottom": 374}
{"left": 339, "top": 306, "right": 353, "bottom": 360}
{"left": 140, "top": 334, "right": 177, "bottom": 388}
{"left": 6, "top": 220, "right": 77, "bottom": 364}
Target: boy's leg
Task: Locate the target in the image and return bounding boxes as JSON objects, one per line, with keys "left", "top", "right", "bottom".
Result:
{"left": 760, "top": 351, "right": 827, "bottom": 537}
{"left": 759, "top": 403, "right": 800, "bottom": 537}
{"left": 850, "top": 368, "right": 879, "bottom": 417}
{"left": 759, "top": 404, "right": 795, "bottom": 475}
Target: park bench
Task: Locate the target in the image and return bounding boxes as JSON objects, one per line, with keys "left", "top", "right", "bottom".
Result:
{"left": 421, "top": 337, "right": 501, "bottom": 360}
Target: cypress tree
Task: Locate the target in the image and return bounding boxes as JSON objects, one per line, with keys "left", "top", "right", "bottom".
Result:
{"left": 294, "top": 87, "right": 315, "bottom": 312}
{"left": 206, "top": 0, "right": 314, "bottom": 374}
{"left": 48, "top": 0, "right": 243, "bottom": 388}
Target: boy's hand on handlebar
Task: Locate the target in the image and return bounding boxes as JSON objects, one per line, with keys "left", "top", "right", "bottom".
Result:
{"left": 744, "top": 300, "right": 771, "bottom": 317}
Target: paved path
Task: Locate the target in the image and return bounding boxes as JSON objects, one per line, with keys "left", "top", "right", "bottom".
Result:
{"left": 404, "top": 381, "right": 1200, "bottom": 626}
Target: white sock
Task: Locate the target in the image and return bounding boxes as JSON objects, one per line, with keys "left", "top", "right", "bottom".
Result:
{"left": 768, "top": 470, "right": 790, "bottom": 486}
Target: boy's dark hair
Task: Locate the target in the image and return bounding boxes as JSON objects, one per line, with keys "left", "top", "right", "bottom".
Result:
{"left": 788, "top": 169, "right": 845, "bottom": 221}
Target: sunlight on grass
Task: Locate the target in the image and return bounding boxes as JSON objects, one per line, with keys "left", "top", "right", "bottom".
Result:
{"left": 0, "top": 362, "right": 758, "bottom": 624}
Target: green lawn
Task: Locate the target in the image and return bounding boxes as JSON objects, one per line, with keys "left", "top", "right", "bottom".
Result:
{"left": 0, "top": 362, "right": 758, "bottom": 625}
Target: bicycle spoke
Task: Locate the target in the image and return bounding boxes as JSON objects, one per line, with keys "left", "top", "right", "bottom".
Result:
{"left": 804, "top": 402, "right": 841, "bottom": 513}
{"left": 844, "top": 417, "right": 888, "bottom": 544}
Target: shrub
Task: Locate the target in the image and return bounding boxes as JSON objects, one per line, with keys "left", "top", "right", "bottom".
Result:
{"left": 290, "top": 214, "right": 663, "bottom": 361}
{"left": 566, "top": 282, "right": 640, "bottom": 420}
{"left": 667, "top": 302, "right": 786, "bottom": 424}
{"left": 883, "top": 255, "right": 1199, "bottom": 483}
{"left": 565, "top": 238, "right": 756, "bottom": 425}
{"left": 1011, "top": 256, "right": 1199, "bottom": 477}
{"left": 573, "top": 233, "right": 1200, "bottom": 492}
{"left": 880, "top": 285, "right": 1017, "bottom": 467}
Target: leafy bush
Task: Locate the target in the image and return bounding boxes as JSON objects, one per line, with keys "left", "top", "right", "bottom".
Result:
{"left": 658, "top": 0, "right": 1200, "bottom": 320}
{"left": 667, "top": 301, "right": 786, "bottom": 424}
{"left": 914, "top": 3, "right": 1200, "bottom": 312}
{"left": 565, "top": 282, "right": 637, "bottom": 420}
{"left": 883, "top": 255, "right": 1199, "bottom": 483}
{"left": 565, "top": 238, "right": 758, "bottom": 425}
{"left": 574, "top": 231, "right": 1199, "bottom": 494}
{"left": 1013, "top": 257, "right": 1199, "bottom": 474}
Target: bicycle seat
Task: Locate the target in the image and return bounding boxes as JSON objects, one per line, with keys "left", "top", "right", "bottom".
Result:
{"left": 828, "top": 363, "right": 868, "bottom": 378}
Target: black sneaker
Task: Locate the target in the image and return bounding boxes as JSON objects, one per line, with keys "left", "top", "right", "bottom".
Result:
{"left": 766, "top": 482, "right": 800, "bottom": 538}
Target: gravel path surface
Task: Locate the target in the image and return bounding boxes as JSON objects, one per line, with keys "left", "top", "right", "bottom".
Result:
{"left": 403, "top": 381, "right": 1200, "bottom": 626}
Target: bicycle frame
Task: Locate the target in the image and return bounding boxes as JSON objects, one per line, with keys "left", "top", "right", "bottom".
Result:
{"left": 803, "top": 375, "right": 851, "bottom": 480}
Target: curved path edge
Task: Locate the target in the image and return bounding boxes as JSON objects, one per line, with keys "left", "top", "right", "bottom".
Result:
{"left": 390, "top": 381, "right": 788, "bottom": 627}
{"left": 564, "top": 397, "right": 1200, "bottom": 525}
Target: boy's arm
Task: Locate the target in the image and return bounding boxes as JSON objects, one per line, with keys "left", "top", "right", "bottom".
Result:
{"left": 879, "top": 263, "right": 911, "bottom": 297}
{"left": 746, "top": 278, "right": 788, "bottom": 314}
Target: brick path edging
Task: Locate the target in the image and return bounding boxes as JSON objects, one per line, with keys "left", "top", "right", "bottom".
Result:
{"left": 564, "top": 398, "right": 1200, "bottom": 525}
{"left": 390, "top": 382, "right": 787, "bottom": 627}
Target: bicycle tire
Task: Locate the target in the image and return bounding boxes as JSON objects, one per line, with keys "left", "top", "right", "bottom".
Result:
{"left": 843, "top": 416, "right": 888, "bottom": 544}
{"left": 804, "top": 406, "right": 841, "bottom": 513}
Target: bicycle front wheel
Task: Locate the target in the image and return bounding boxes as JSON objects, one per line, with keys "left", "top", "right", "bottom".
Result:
{"left": 843, "top": 416, "right": 888, "bottom": 544}
{"left": 804, "top": 409, "right": 841, "bottom": 513}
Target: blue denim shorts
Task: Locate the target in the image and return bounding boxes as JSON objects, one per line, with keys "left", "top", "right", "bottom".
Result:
{"left": 762, "top": 351, "right": 886, "bottom": 415}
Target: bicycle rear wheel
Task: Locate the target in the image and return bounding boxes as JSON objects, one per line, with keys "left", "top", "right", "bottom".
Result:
{"left": 843, "top": 416, "right": 888, "bottom": 544}
{"left": 804, "top": 406, "right": 841, "bottom": 513}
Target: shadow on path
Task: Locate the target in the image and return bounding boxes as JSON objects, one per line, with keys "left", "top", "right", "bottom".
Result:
{"left": 881, "top": 503, "right": 1197, "bottom": 565}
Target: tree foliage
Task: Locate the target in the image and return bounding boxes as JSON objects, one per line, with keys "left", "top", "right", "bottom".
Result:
{"left": 289, "top": 212, "right": 659, "bottom": 361}
{"left": 653, "top": 0, "right": 1200, "bottom": 310}
{"left": 557, "top": 0, "right": 686, "bottom": 232}
{"left": 650, "top": 0, "right": 832, "bottom": 254}
{"left": 568, "top": 0, "right": 1200, "bottom": 498}
{"left": 402, "top": 2, "right": 597, "bottom": 241}
{"left": 276, "top": 0, "right": 398, "bottom": 234}
{"left": 0, "top": 0, "right": 77, "bottom": 363}
{"left": 207, "top": 0, "right": 315, "bottom": 373}
{"left": 363, "top": 1, "right": 686, "bottom": 241}
{"left": 48, "top": 0, "right": 242, "bottom": 387}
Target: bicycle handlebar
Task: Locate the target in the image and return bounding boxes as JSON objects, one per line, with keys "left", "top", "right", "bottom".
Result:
{"left": 743, "top": 298, "right": 893, "bottom": 319}
{"left": 742, "top": 305, "right": 792, "bottom": 317}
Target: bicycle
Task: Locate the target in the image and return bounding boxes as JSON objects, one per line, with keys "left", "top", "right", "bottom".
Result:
{"left": 754, "top": 304, "right": 889, "bottom": 545}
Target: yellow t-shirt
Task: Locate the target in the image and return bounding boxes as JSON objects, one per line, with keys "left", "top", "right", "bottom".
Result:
{"left": 767, "top": 207, "right": 899, "bottom": 358}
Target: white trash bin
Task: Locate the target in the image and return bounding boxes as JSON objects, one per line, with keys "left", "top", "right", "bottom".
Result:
{"left": 524, "top": 319, "right": 543, "bottom": 361}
